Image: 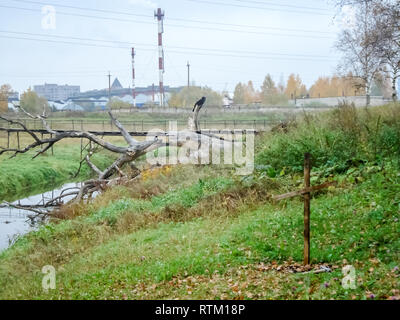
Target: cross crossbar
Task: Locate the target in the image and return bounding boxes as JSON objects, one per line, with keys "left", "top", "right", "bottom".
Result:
{"left": 272, "top": 181, "right": 336, "bottom": 201}
{"left": 270, "top": 154, "right": 337, "bottom": 265}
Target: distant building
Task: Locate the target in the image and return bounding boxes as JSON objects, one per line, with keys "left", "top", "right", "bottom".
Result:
{"left": 223, "top": 94, "right": 233, "bottom": 108}
{"left": 33, "top": 83, "right": 80, "bottom": 101}
{"left": 8, "top": 102, "right": 16, "bottom": 111}
{"left": 111, "top": 78, "right": 123, "bottom": 90}
{"left": 74, "top": 77, "right": 183, "bottom": 106}
{"left": 62, "top": 102, "right": 84, "bottom": 112}
{"left": 48, "top": 101, "right": 67, "bottom": 111}
{"left": 7, "top": 91, "right": 19, "bottom": 102}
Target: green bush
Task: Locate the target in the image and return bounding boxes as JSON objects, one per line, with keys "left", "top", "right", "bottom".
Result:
{"left": 256, "top": 104, "right": 400, "bottom": 173}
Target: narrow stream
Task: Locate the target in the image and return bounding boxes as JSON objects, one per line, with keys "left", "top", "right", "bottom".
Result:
{"left": 0, "top": 182, "right": 82, "bottom": 252}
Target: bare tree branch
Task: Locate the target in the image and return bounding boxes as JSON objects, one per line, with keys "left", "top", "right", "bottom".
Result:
{"left": 85, "top": 154, "right": 102, "bottom": 176}
{"left": 0, "top": 115, "right": 41, "bottom": 143}
{"left": 107, "top": 110, "right": 138, "bottom": 146}
{"left": 1, "top": 106, "right": 233, "bottom": 211}
{"left": 17, "top": 106, "right": 56, "bottom": 134}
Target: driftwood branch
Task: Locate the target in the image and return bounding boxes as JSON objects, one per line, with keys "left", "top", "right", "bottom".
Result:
{"left": 2, "top": 201, "right": 53, "bottom": 215}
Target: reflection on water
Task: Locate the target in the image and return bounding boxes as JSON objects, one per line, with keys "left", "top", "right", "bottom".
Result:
{"left": 0, "top": 182, "right": 82, "bottom": 252}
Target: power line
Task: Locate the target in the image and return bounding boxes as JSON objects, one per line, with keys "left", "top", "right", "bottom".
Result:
{"left": 0, "top": 34, "right": 337, "bottom": 62}
{"left": 166, "top": 49, "right": 336, "bottom": 62}
{"left": 10, "top": 0, "right": 335, "bottom": 34}
{"left": 192, "top": 64, "right": 328, "bottom": 77}
{"left": 0, "top": 66, "right": 137, "bottom": 76}
{"left": 164, "top": 52, "right": 186, "bottom": 83}
{"left": 0, "top": 4, "right": 335, "bottom": 39}
{"left": 0, "top": 30, "right": 155, "bottom": 48}
{"left": 2, "top": 60, "right": 332, "bottom": 82}
{"left": 230, "top": 0, "right": 331, "bottom": 12}
{"left": 11, "top": 0, "right": 152, "bottom": 18}
{"left": 14, "top": 0, "right": 332, "bottom": 13}
{"left": 136, "top": 51, "right": 157, "bottom": 82}
{"left": 1, "top": 68, "right": 333, "bottom": 81}
{"left": 169, "top": 17, "right": 334, "bottom": 35}
{"left": 2, "top": 74, "right": 113, "bottom": 79}
{"left": 0, "top": 34, "right": 150, "bottom": 50}
{"left": 1, "top": 70, "right": 130, "bottom": 77}
{"left": 0, "top": 4, "right": 154, "bottom": 27}
{"left": 0, "top": 30, "right": 334, "bottom": 58}
{"left": 168, "top": 44, "right": 334, "bottom": 59}
{"left": 182, "top": 0, "right": 332, "bottom": 15}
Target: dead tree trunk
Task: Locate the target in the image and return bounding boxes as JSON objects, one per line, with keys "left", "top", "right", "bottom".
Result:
{"left": 0, "top": 109, "right": 162, "bottom": 205}
{"left": 0, "top": 106, "right": 234, "bottom": 213}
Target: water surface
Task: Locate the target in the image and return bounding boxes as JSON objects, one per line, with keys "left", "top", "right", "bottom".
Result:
{"left": 0, "top": 182, "right": 81, "bottom": 252}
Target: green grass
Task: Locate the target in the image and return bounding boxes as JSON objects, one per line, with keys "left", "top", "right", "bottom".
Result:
{"left": 0, "top": 162, "right": 398, "bottom": 299}
{"left": 256, "top": 103, "right": 400, "bottom": 174}
{"left": 0, "top": 103, "right": 399, "bottom": 300}
{"left": 0, "top": 144, "right": 114, "bottom": 201}
{"left": 88, "top": 176, "right": 234, "bottom": 225}
{"left": 0, "top": 164, "right": 400, "bottom": 299}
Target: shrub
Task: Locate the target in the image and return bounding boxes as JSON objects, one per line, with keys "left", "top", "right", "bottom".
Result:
{"left": 256, "top": 103, "right": 400, "bottom": 173}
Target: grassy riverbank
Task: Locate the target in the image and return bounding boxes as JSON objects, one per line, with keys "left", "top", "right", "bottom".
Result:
{"left": 0, "top": 143, "right": 114, "bottom": 201}
{"left": 0, "top": 103, "right": 399, "bottom": 299}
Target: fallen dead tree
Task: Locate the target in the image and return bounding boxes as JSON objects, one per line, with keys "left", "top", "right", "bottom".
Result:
{"left": 0, "top": 104, "right": 248, "bottom": 216}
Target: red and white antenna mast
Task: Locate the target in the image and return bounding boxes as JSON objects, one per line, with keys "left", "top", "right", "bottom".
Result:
{"left": 154, "top": 8, "right": 165, "bottom": 107}
{"left": 131, "top": 47, "right": 136, "bottom": 107}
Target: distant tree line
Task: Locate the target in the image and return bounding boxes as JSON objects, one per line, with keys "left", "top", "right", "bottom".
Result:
{"left": 168, "top": 86, "right": 223, "bottom": 108}
{"left": 233, "top": 75, "right": 288, "bottom": 105}
{"left": 0, "top": 86, "right": 51, "bottom": 115}
{"left": 231, "top": 72, "right": 391, "bottom": 106}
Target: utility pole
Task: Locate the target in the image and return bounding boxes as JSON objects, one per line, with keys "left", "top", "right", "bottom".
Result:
{"left": 107, "top": 71, "right": 112, "bottom": 109}
{"left": 131, "top": 48, "right": 136, "bottom": 108}
{"left": 187, "top": 61, "right": 190, "bottom": 88}
{"left": 154, "top": 8, "right": 165, "bottom": 107}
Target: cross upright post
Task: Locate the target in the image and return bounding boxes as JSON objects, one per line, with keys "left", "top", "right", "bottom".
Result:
{"left": 272, "top": 153, "right": 336, "bottom": 265}
{"left": 303, "top": 153, "right": 311, "bottom": 265}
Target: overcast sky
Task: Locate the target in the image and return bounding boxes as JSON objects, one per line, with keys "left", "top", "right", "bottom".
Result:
{"left": 0, "top": 0, "right": 345, "bottom": 94}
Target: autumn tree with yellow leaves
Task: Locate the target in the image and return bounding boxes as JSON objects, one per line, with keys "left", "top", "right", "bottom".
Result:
{"left": 285, "top": 74, "right": 307, "bottom": 99}
{"left": 260, "top": 74, "right": 288, "bottom": 105}
{"left": 309, "top": 75, "right": 357, "bottom": 98}
{"left": 20, "top": 88, "right": 49, "bottom": 114}
{"left": 233, "top": 81, "right": 259, "bottom": 104}
{"left": 168, "top": 86, "right": 222, "bottom": 107}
